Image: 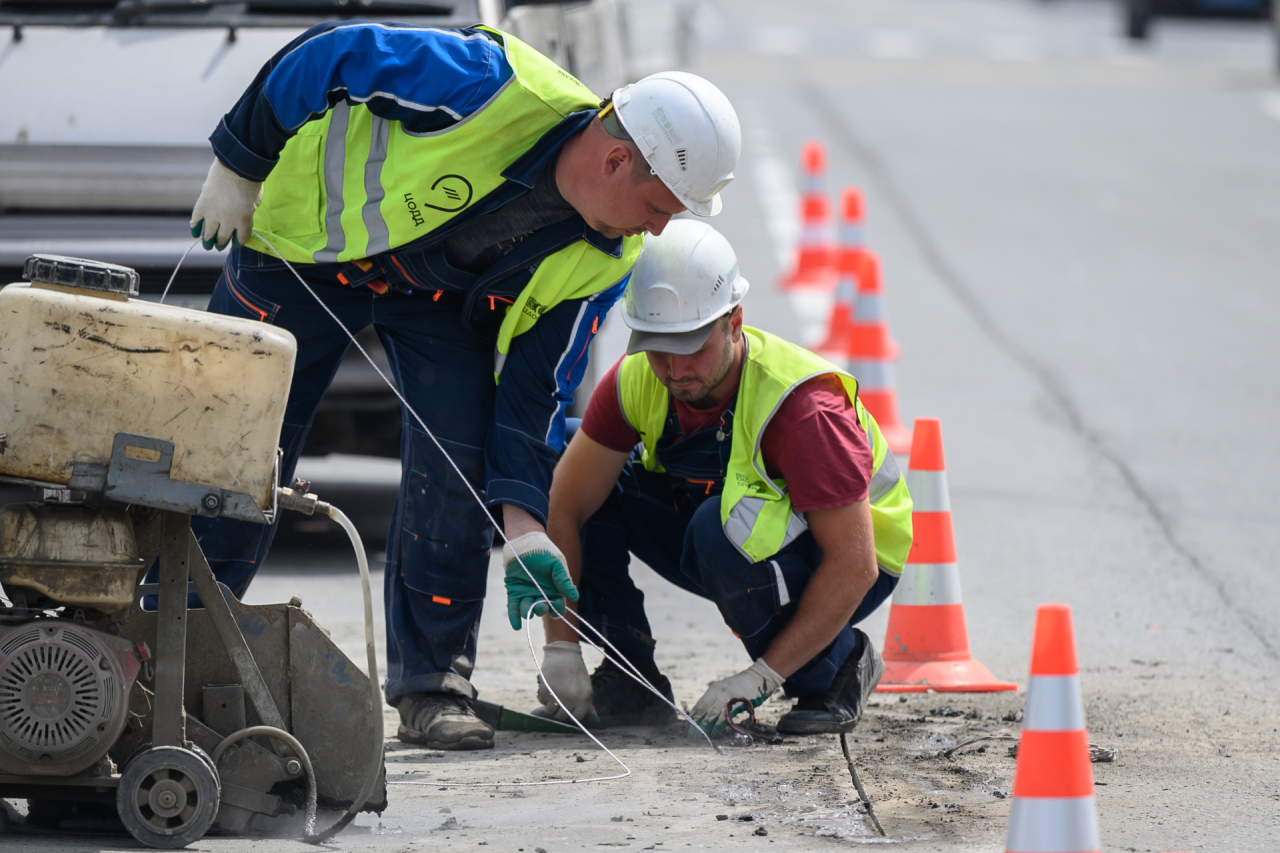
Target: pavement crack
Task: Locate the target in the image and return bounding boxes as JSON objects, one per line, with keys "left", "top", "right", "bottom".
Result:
{"left": 802, "top": 82, "right": 1277, "bottom": 661}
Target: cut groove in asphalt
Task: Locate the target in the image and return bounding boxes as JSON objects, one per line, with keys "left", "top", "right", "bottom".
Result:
{"left": 799, "top": 81, "right": 1277, "bottom": 662}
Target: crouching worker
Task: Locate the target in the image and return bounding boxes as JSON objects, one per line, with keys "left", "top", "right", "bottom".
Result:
{"left": 510, "top": 221, "right": 913, "bottom": 736}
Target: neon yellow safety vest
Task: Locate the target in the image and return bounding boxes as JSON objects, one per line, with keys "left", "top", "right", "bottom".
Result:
{"left": 245, "top": 26, "right": 642, "bottom": 371}
{"left": 617, "top": 326, "right": 913, "bottom": 573}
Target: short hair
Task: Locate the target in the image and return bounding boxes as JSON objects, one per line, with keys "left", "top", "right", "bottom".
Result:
{"left": 628, "top": 143, "right": 660, "bottom": 184}
{"left": 599, "top": 101, "right": 660, "bottom": 185}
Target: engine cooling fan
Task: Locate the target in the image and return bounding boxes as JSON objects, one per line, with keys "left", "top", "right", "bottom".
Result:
{"left": 0, "top": 621, "right": 142, "bottom": 776}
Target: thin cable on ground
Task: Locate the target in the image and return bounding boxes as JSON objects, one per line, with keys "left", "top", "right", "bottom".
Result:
{"left": 394, "top": 599, "right": 633, "bottom": 789}
{"left": 244, "top": 232, "right": 718, "bottom": 786}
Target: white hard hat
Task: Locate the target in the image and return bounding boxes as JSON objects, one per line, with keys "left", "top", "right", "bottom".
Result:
{"left": 622, "top": 220, "right": 750, "bottom": 355}
{"left": 607, "top": 72, "right": 741, "bottom": 217}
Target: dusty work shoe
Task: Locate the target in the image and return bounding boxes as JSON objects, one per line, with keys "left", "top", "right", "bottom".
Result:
{"left": 776, "top": 629, "right": 884, "bottom": 734}
{"left": 396, "top": 692, "right": 495, "bottom": 750}
{"left": 590, "top": 658, "right": 678, "bottom": 727}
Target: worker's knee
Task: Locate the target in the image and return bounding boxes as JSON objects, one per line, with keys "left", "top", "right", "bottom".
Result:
{"left": 682, "top": 497, "right": 815, "bottom": 640}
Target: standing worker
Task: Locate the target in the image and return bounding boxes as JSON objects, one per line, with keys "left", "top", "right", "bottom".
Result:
{"left": 527, "top": 222, "right": 912, "bottom": 735}
{"left": 182, "top": 21, "right": 741, "bottom": 751}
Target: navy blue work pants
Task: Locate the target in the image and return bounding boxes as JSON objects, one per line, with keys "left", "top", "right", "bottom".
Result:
{"left": 171, "top": 246, "right": 495, "bottom": 702}
{"left": 577, "top": 459, "right": 898, "bottom": 699}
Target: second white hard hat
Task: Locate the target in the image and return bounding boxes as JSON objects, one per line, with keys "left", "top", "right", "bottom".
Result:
{"left": 609, "top": 72, "right": 741, "bottom": 217}
{"left": 622, "top": 220, "right": 749, "bottom": 355}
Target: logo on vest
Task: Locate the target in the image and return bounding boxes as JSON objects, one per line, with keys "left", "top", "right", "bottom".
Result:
{"left": 522, "top": 295, "right": 547, "bottom": 320}
{"left": 403, "top": 175, "right": 473, "bottom": 226}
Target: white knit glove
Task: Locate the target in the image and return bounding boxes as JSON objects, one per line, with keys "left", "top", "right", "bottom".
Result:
{"left": 690, "top": 658, "right": 784, "bottom": 736}
{"left": 190, "top": 159, "right": 263, "bottom": 250}
{"left": 536, "top": 641, "right": 594, "bottom": 722}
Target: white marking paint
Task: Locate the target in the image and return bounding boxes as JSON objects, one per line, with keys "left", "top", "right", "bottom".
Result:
{"left": 741, "top": 101, "right": 799, "bottom": 270}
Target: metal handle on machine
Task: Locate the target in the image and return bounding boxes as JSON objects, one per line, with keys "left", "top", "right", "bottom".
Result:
{"left": 185, "top": 527, "right": 287, "bottom": 733}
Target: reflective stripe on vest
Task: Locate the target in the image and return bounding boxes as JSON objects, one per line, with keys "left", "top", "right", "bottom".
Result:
{"left": 317, "top": 100, "right": 350, "bottom": 262}
{"left": 617, "top": 326, "right": 914, "bottom": 571}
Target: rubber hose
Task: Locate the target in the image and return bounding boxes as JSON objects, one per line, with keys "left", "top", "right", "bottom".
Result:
{"left": 296, "top": 502, "right": 384, "bottom": 844}
{"left": 212, "top": 725, "right": 318, "bottom": 837}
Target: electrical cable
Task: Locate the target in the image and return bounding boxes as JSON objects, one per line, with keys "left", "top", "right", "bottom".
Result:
{"left": 163, "top": 233, "right": 717, "bottom": 796}
{"left": 158, "top": 238, "right": 201, "bottom": 304}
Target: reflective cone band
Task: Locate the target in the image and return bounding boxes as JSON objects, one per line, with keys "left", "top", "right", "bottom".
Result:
{"left": 815, "top": 188, "right": 867, "bottom": 357}
{"left": 1006, "top": 604, "right": 1100, "bottom": 853}
{"left": 781, "top": 141, "right": 837, "bottom": 290}
{"left": 845, "top": 251, "right": 910, "bottom": 454}
{"left": 877, "top": 419, "right": 1017, "bottom": 693}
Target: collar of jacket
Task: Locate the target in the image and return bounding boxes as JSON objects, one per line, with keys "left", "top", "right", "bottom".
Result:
{"left": 499, "top": 108, "right": 624, "bottom": 259}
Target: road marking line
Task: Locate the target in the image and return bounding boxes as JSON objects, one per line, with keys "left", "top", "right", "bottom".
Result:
{"left": 742, "top": 100, "right": 798, "bottom": 270}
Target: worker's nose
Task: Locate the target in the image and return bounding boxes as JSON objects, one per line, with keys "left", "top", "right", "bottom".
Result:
{"left": 669, "top": 354, "right": 698, "bottom": 379}
{"left": 645, "top": 214, "right": 673, "bottom": 236}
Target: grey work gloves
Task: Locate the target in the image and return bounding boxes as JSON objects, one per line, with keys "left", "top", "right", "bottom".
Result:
{"left": 190, "top": 159, "right": 263, "bottom": 251}
{"left": 536, "top": 641, "right": 594, "bottom": 723}
{"left": 689, "top": 657, "right": 784, "bottom": 737}
{"left": 502, "top": 532, "right": 579, "bottom": 630}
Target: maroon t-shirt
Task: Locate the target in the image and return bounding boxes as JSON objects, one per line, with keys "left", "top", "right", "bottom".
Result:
{"left": 581, "top": 356, "right": 873, "bottom": 511}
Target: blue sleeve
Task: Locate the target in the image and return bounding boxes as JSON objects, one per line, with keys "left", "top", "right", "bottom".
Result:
{"left": 485, "top": 275, "right": 630, "bottom": 524}
{"left": 210, "top": 22, "right": 513, "bottom": 182}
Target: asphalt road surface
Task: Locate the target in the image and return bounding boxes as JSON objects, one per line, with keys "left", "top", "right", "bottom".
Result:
{"left": 4, "top": 1, "right": 1279, "bottom": 850}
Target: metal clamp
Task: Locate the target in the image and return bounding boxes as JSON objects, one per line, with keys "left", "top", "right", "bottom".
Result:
{"left": 68, "top": 433, "right": 276, "bottom": 525}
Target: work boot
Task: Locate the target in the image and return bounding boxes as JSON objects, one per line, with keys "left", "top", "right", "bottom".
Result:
{"left": 776, "top": 628, "right": 884, "bottom": 734}
{"left": 590, "top": 657, "right": 678, "bottom": 727}
{"left": 396, "top": 692, "right": 494, "bottom": 750}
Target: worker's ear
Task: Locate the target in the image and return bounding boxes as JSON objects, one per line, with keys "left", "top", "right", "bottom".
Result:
{"left": 729, "top": 305, "right": 744, "bottom": 335}
{"left": 604, "top": 143, "right": 632, "bottom": 178}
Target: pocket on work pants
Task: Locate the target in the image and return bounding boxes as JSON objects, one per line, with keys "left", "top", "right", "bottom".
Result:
{"left": 397, "top": 431, "right": 494, "bottom": 604}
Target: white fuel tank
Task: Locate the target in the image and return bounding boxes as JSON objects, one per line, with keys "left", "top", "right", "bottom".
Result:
{"left": 0, "top": 256, "right": 296, "bottom": 509}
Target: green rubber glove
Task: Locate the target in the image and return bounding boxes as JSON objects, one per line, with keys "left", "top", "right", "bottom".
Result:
{"left": 503, "top": 532, "right": 578, "bottom": 630}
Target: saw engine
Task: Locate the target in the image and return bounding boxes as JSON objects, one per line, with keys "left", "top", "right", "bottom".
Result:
{"left": 0, "top": 620, "right": 142, "bottom": 777}
{"left": 0, "top": 256, "right": 386, "bottom": 849}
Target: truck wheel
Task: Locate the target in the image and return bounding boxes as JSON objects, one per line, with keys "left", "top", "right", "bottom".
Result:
{"left": 1126, "top": 0, "right": 1152, "bottom": 40}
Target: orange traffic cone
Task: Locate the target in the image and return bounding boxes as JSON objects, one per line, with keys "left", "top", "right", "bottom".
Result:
{"left": 814, "top": 188, "right": 867, "bottom": 357}
{"left": 1006, "top": 604, "right": 1100, "bottom": 853}
{"left": 780, "top": 141, "right": 836, "bottom": 290}
{"left": 845, "top": 251, "right": 910, "bottom": 454}
{"left": 877, "top": 419, "right": 1017, "bottom": 693}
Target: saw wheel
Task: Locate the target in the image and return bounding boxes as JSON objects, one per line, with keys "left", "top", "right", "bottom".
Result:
{"left": 116, "top": 746, "right": 220, "bottom": 849}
